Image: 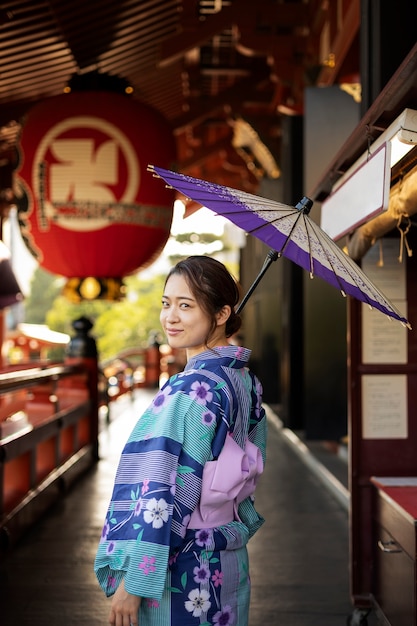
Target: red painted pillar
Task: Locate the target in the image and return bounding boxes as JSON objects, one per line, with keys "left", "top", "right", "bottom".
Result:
{"left": 145, "top": 333, "right": 161, "bottom": 388}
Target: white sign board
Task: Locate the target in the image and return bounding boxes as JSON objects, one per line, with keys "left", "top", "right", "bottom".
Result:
{"left": 362, "top": 374, "right": 408, "bottom": 439}
{"left": 320, "top": 143, "right": 391, "bottom": 241}
{"left": 361, "top": 239, "right": 408, "bottom": 363}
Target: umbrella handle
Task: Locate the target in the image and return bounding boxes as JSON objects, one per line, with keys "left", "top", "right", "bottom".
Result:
{"left": 236, "top": 249, "right": 279, "bottom": 314}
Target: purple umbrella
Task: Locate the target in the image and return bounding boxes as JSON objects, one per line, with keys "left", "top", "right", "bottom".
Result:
{"left": 149, "top": 165, "right": 411, "bottom": 329}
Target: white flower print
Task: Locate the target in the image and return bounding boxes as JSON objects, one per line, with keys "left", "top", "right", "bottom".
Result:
{"left": 143, "top": 498, "right": 169, "bottom": 529}
{"left": 184, "top": 588, "right": 211, "bottom": 617}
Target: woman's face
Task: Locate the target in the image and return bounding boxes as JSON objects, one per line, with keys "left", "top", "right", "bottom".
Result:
{"left": 160, "top": 273, "right": 225, "bottom": 359}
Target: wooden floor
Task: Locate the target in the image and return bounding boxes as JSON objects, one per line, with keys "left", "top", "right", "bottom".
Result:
{"left": 0, "top": 389, "right": 374, "bottom": 625}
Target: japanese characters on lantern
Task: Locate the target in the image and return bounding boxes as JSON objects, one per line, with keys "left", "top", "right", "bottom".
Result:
{"left": 16, "top": 91, "right": 176, "bottom": 300}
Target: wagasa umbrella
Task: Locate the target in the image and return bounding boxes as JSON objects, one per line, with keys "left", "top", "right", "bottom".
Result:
{"left": 149, "top": 165, "right": 411, "bottom": 329}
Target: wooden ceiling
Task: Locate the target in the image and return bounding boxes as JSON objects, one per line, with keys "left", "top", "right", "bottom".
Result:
{"left": 0, "top": 0, "right": 360, "bottom": 194}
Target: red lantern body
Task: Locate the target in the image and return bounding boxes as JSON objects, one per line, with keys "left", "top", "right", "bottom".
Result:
{"left": 17, "top": 92, "right": 176, "bottom": 288}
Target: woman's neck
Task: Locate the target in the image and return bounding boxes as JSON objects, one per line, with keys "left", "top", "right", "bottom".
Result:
{"left": 186, "top": 340, "right": 230, "bottom": 361}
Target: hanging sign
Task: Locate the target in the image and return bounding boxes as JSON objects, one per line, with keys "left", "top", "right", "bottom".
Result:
{"left": 320, "top": 144, "right": 391, "bottom": 241}
{"left": 16, "top": 91, "right": 176, "bottom": 299}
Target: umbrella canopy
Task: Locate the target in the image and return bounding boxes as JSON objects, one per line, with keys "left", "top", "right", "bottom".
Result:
{"left": 149, "top": 165, "right": 411, "bottom": 329}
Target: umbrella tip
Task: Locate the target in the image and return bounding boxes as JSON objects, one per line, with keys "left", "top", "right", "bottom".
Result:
{"left": 296, "top": 196, "right": 313, "bottom": 214}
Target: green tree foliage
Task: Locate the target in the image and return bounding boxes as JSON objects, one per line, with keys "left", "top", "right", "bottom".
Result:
{"left": 44, "top": 273, "right": 166, "bottom": 361}
{"left": 24, "top": 266, "right": 63, "bottom": 324}
{"left": 92, "top": 273, "right": 166, "bottom": 359}
{"left": 45, "top": 296, "right": 111, "bottom": 337}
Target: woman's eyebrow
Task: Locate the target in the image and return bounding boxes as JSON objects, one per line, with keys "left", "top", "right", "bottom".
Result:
{"left": 162, "top": 295, "right": 195, "bottom": 301}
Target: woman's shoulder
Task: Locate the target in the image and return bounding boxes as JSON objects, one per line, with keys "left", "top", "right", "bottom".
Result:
{"left": 170, "top": 361, "right": 227, "bottom": 385}
{"left": 161, "top": 366, "right": 232, "bottom": 410}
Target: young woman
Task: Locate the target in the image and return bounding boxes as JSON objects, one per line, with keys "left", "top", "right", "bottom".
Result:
{"left": 95, "top": 255, "right": 267, "bottom": 626}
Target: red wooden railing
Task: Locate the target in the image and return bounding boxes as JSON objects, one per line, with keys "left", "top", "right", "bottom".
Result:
{"left": 0, "top": 360, "right": 98, "bottom": 553}
{"left": 0, "top": 315, "right": 188, "bottom": 553}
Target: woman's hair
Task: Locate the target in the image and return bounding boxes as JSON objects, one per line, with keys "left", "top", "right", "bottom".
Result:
{"left": 165, "top": 256, "right": 242, "bottom": 342}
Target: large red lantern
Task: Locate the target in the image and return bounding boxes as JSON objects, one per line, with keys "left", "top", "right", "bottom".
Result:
{"left": 16, "top": 91, "right": 176, "bottom": 301}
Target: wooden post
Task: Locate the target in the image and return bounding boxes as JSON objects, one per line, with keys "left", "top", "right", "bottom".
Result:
{"left": 65, "top": 317, "right": 99, "bottom": 460}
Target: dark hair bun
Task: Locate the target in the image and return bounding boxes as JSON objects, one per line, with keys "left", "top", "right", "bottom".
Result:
{"left": 226, "top": 310, "right": 242, "bottom": 338}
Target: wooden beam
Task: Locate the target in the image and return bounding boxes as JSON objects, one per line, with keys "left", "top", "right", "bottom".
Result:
{"left": 158, "top": 3, "right": 237, "bottom": 67}
{"left": 309, "top": 44, "right": 417, "bottom": 201}
{"left": 316, "top": 0, "right": 361, "bottom": 86}
{"left": 171, "top": 67, "right": 273, "bottom": 133}
{"left": 178, "top": 136, "right": 234, "bottom": 171}
{"left": 159, "top": 0, "right": 310, "bottom": 68}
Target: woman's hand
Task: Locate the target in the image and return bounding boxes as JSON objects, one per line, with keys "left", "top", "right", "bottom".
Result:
{"left": 109, "top": 578, "right": 141, "bottom": 626}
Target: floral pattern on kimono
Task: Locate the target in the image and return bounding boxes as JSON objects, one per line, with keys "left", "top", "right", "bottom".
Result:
{"left": 94, "top": 345, "right": 267, "bottom": 626}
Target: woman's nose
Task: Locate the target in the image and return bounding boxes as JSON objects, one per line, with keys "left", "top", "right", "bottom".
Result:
{"left": 165, "top": 306, "right": 179, "bottom": 322}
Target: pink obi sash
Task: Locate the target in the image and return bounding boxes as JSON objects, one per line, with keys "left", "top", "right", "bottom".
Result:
{"left": 188, "top": 434, "right": 264, "bottom": 529}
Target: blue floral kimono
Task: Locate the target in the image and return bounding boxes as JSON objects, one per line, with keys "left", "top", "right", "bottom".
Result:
{"left": 94, "top": 345, "right": 267, "bottom": 626}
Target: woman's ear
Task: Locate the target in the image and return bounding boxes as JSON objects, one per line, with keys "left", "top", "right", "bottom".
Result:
{"left": 216, "top": 305, "right": 231, "bottom": 327}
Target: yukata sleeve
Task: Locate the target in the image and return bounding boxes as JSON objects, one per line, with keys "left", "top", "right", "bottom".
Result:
{"left": 237, "top": 373, "right": 268, "bottom": 539}
{"left": 94, "top": 374, "right": 222, "bottom": 599}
